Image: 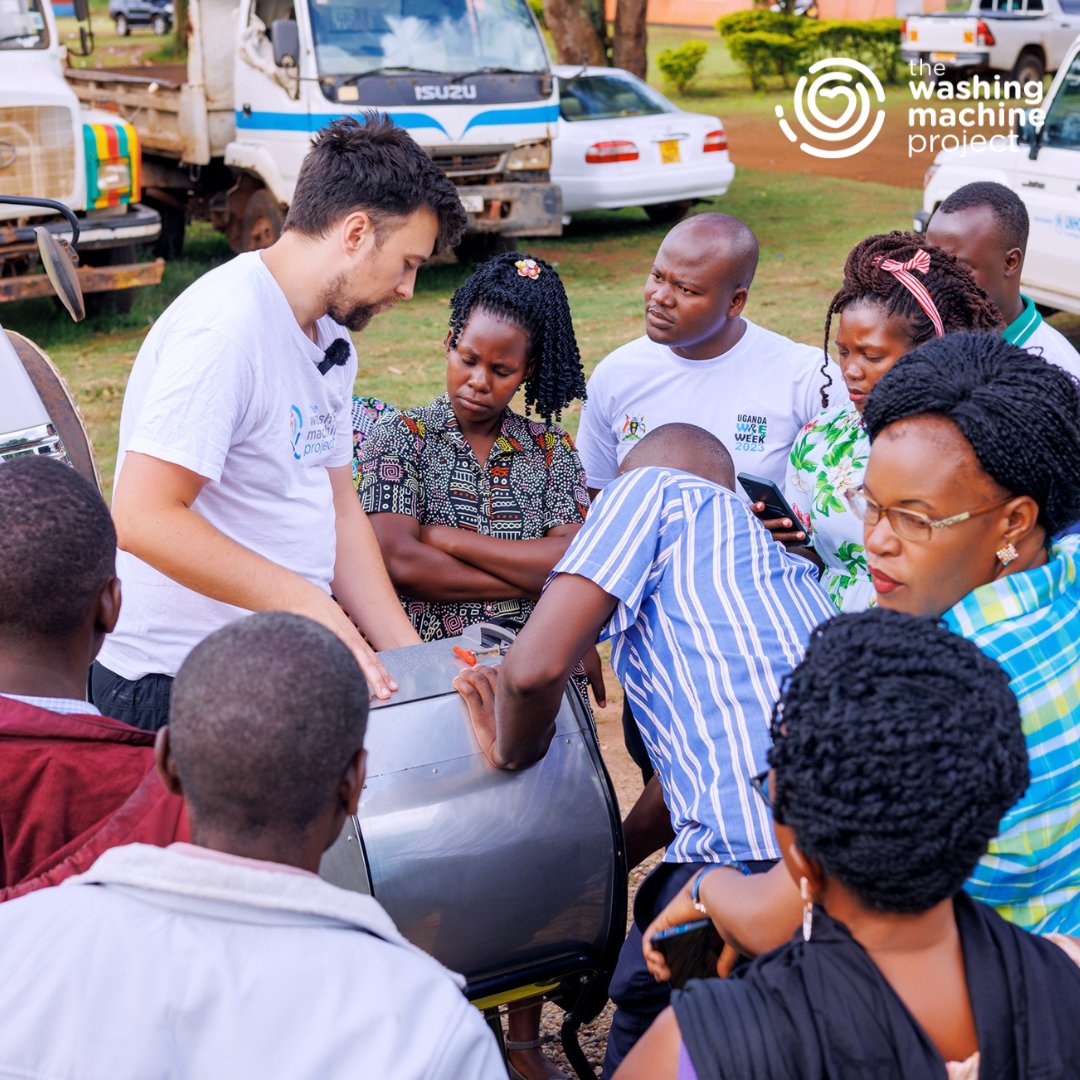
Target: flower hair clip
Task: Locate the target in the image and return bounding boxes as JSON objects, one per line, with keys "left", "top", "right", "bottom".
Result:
{"left": 515, "top": 258, "right": 541, "bottom": 280}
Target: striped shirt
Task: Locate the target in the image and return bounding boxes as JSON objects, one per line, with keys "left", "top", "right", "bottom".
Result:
{"left": 0, "top": 694, "right": 101, "bottom": 717}
{"left": 554, "top": 467, "right": 836, "bottom": 865}
{"left": 947, "top": 534, "right": 1080, "bottom": 934}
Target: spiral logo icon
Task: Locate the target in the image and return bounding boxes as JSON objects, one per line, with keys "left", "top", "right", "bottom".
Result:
{"left": 775, "top": 57, "right": 886, "bottom": 160}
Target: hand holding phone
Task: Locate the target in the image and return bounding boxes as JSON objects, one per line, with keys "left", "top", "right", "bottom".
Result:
{"left": 737, "top": 472, "right": 807, "bottom": 545}
{"left": 650, "top": 917, "right": 724, "bottom": 989}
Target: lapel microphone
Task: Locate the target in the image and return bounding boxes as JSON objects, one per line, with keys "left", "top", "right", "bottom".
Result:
{"left": 317, "top": 338, "right": 351, "bottom": 376}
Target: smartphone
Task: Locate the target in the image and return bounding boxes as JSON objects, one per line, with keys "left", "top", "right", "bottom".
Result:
{"left": 650, "top": 918, "right": 724, "bottom": 989}
{"left": 737, "top": 471, "right": 800, "bottom": 527}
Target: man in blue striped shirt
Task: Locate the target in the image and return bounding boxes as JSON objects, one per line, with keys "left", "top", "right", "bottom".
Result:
{"left": 454, "top": 424, "right": 835, "bottom": 1074}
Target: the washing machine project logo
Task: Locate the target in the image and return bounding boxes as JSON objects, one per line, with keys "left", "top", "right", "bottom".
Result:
{"left": 775, "top": 57, "right": 886, "bottom": 160}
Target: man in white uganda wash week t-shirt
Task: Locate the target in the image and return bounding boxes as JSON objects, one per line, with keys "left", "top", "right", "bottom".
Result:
{"left": 575, "top": 213, "right": 844, "bottom": 501}
{"left": 93, "top": 117, "right": 467, "bottom": 731}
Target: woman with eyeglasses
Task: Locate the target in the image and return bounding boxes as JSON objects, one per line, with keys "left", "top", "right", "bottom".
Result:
{"left": 615, "top": 609, "right": 1080, "bottom": 1079}
{"left": 637, "top": 331, "right": 1080, "bottom": 1029}
{"left": 761, "top": 232, "right": 1000, "bottom": 611}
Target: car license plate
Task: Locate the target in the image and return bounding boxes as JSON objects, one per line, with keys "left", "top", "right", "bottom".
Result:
{"left": 459, "top": 194, "right": 484, "bottom": 213}
{"left": 659, "top": 139, "right": 681, "bottom": 165}
{"left": 930, "top": 51, "right": 957, "bottom": 63}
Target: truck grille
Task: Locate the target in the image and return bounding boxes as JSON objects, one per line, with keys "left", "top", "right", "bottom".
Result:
{"left": 431, "top": 151, "right": 503, "bottom": 177}
{"left": 0, "top": 106, "right": 75, "bottom": 202}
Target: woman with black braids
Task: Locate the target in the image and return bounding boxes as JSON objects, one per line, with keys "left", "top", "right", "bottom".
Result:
{"left": 359, "top": 252, "right": 589, "bottom": 645}
{"left": 772, "top": 232, "right": 1001, "bottom": 611}
{"left": 359, "top": 252, "right": 589, "bottom": 1079}
{"left": 638, "top": 332, "right": 1080, "bottom": 1027}
{"left": 616, "top": 610, "right": 1080, "bottom": 1079}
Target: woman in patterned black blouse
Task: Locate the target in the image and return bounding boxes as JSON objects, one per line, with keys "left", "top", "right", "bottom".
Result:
{"left": 359, "top": 252, "right": 590, "bottom": 643}
{"left": 359, "top": 252, "right": 593, "bottom": 1080}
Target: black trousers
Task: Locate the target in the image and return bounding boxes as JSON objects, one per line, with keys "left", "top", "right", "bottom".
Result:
{"left": 89, "top": 661, "right": 173, "bottom": 733}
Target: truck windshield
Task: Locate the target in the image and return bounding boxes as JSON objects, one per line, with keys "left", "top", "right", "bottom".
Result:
{"left": 307, "top": 0, "right": 547, "bottom": 78}
{"left": 0, "top": 0, "right": 49, "bottom": 49}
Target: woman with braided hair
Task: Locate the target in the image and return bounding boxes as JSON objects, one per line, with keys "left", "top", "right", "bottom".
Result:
{"left": 359, "top": 252, "right": 590, "bottom": 1079}
{"left": 635, "top": 333, "right": 1080, "bottom": 1057}
{"left": 359, "top": 252, "right": 589, "bottom": 645}
{"left": 770, "top": 231, "right": 1001, "bottom": 611}
{"left": 616, "top": 609, "right": 1080, "bottom": 1079}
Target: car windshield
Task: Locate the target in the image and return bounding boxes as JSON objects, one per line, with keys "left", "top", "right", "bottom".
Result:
{"left": 557, "top": 74, "right": 673, "bottom": 121}
{"left": 0, "top": 0, "right": 49, "bottom": 50}
{"left": 307, "top": 0, "right": 547, "bottom": 79}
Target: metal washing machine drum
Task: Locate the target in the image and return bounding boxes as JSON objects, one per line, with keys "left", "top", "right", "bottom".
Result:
{"left": 319, "top": 624, "right": 627, "bottom": 1066}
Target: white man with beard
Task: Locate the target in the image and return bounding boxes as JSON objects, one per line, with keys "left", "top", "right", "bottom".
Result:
{"left": 574, "top": 212, "right": 842, "bottom": 785}
{"left": 92, "top": 115, "right": 468, "bottom": 732}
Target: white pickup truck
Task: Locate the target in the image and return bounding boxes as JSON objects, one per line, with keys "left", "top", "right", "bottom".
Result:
{"left": 914, "top": 34, "right": 1080, "bottom": 316}
{"left": 902, "top": 0, "right": 1080, "bottom": 84}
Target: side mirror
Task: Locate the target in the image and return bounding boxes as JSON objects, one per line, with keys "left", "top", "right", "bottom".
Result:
{"left": 35, "top": 228, "right": 85, "bottom": 323}
{"left": 77, "top": 24, "right": 94, "bottom": 56}
{"left": 271, "top": 19, "right": 299, "bottom": 69}
{"left": 73, "top": 0, "right": 89, "bottom": 20}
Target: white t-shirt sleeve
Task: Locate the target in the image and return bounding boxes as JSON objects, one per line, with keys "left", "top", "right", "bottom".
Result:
{"left": 424, "top": 994, "right": 506, "bottom": 1079}
{"left": 125, "top": 328, "right": 255, "bottom": 483}
{"left": 793, "top": 344, "right": 841, "bottom": 428}
{"left": 575, "top": 364, "right": 618, "bottom": 490}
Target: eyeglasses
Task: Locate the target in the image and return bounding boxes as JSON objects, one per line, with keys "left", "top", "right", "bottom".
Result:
{"left": 750, "top": 769, "right": 773, "bottom": 810}
{"left": 844, "top": 485, "right": 1013, "bottom": 543}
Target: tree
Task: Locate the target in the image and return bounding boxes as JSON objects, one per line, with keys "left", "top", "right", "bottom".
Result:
{"left": 613, "top": 0, "right": 647, "bottom": 78}
{"left": 542, "top": 0, "right": 606, "bottom": 65}
{"left": 541, "top": 0, "right": 647, "bottom": 77}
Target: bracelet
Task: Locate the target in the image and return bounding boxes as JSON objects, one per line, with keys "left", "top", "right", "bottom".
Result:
{"left": 689, "top": 868, "right": 713, "bottom": 915}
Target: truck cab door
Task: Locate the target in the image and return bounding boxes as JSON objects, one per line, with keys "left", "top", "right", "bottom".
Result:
{"left": 1012, "top": 50, "right": 1080, "bottom": 296}
{"left": 1045, "top": 0, "right": 1080, "bottom": 69}
{"left": 230, "top": 0, "right": 311, "bottom": 205}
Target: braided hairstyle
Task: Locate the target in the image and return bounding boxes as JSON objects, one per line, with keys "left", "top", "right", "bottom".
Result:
{"left": 768, "top": 608, "right": 1029, "bottom": 913}
{"left": 863, "top": 330, "right": 1080, "bottom": 537}
{"left": 447, "top": 251, "right": 586, "bottom": 422}
{"left": 817, "top": 231, "right": 1003, "bottom": 408}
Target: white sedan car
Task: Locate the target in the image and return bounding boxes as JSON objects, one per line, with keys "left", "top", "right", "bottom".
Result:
{"left": 552, "top": 65, "right": 736, "bottom": 223}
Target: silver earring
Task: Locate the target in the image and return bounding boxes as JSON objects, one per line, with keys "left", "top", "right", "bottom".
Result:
{"left": 801, "top": 876, "right": 813, "bottom": 942}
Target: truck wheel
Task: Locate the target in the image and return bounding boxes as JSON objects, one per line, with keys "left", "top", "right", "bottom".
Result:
{"left": 114, "top": 13, "right": 129, "bottom": 34}
{"left": 82, "top": 245, "right": 138, "bottom": 318}
{"left": 145, "top": 197, "right": 186, "bottom": 259}
{"left": 1012, "top": 52, "right": 1045, "bottom": 86}
{"left": 645, "top": 201, "right": 694, "bottom": 225}
{"left": 151, "top": 13, "right": 169, "bottom": 34}
{"left": 454, "top": 233, "right": 514, "bottom": 265}
{"left": 238, "top": 188, "right": 284, "bottom": 253}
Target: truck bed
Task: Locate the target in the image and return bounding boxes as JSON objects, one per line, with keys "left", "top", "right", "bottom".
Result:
{"left": 66, "top": 65, "right": 186, "bottom": 158}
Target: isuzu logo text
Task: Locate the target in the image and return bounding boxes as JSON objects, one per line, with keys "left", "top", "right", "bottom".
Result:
{"left": 414, "top": 84, "right": 477, "bottom": 101}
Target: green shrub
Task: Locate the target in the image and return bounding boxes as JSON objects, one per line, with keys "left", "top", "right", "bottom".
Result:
{"left": 657, "top": 40, "right": 708, "bottom": 94}
{"left": 715, "top": 9, "right": 801, "bottom": 40}
{"left": 797, "top": 19, "right": 902, "bottom": 83}
{"left": 727, "top": 31, "right": 805, "bottom": 90}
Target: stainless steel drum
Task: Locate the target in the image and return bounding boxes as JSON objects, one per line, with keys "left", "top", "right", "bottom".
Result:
{"left": 1, "top": 329, "right": 100, "bottom": 489}
{"left": 320, "top": 623, "right": 627, "bottom": 1075}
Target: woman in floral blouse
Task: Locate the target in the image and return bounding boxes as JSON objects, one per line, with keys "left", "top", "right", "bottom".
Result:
{"left": 783, "top": 232, "right": 1001, "bottom": 611}
{"left": 359, "top": 252, "right": 589, "bottom": 642}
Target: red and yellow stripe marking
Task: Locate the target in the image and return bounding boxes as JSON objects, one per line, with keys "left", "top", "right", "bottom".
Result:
{"left": 82, "top": 119, "right": 141, "bottom": 209}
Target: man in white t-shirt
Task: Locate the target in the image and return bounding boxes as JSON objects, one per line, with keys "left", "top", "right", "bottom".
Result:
{"left": 0, "top": 613, "right": 504, "bottom": 1079}
{"left": 575, "top": 213, "right": 843, "bottom": 502}
{"left": 575, "top": 213, "right": 842, "bottom": 785}
{"left": 926, "top": 180, "right": 1080, "bottom": 380}
{"left": 92, "top": 117, "right": 468, "bottom": 731}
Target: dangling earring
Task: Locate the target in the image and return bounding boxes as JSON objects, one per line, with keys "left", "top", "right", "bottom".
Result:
{"left": 996, "top": 542, "right": 1019, "bottom": 567}
{"left": 800, "top": 876, "right": 814, "bottom": 942}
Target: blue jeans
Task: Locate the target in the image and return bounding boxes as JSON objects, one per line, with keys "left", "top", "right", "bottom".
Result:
{"left": 89, "top": 662, "right": 173, "bottom": 733}
{"left": 601, "top": 858, "right": 776, "bottom": 1078}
